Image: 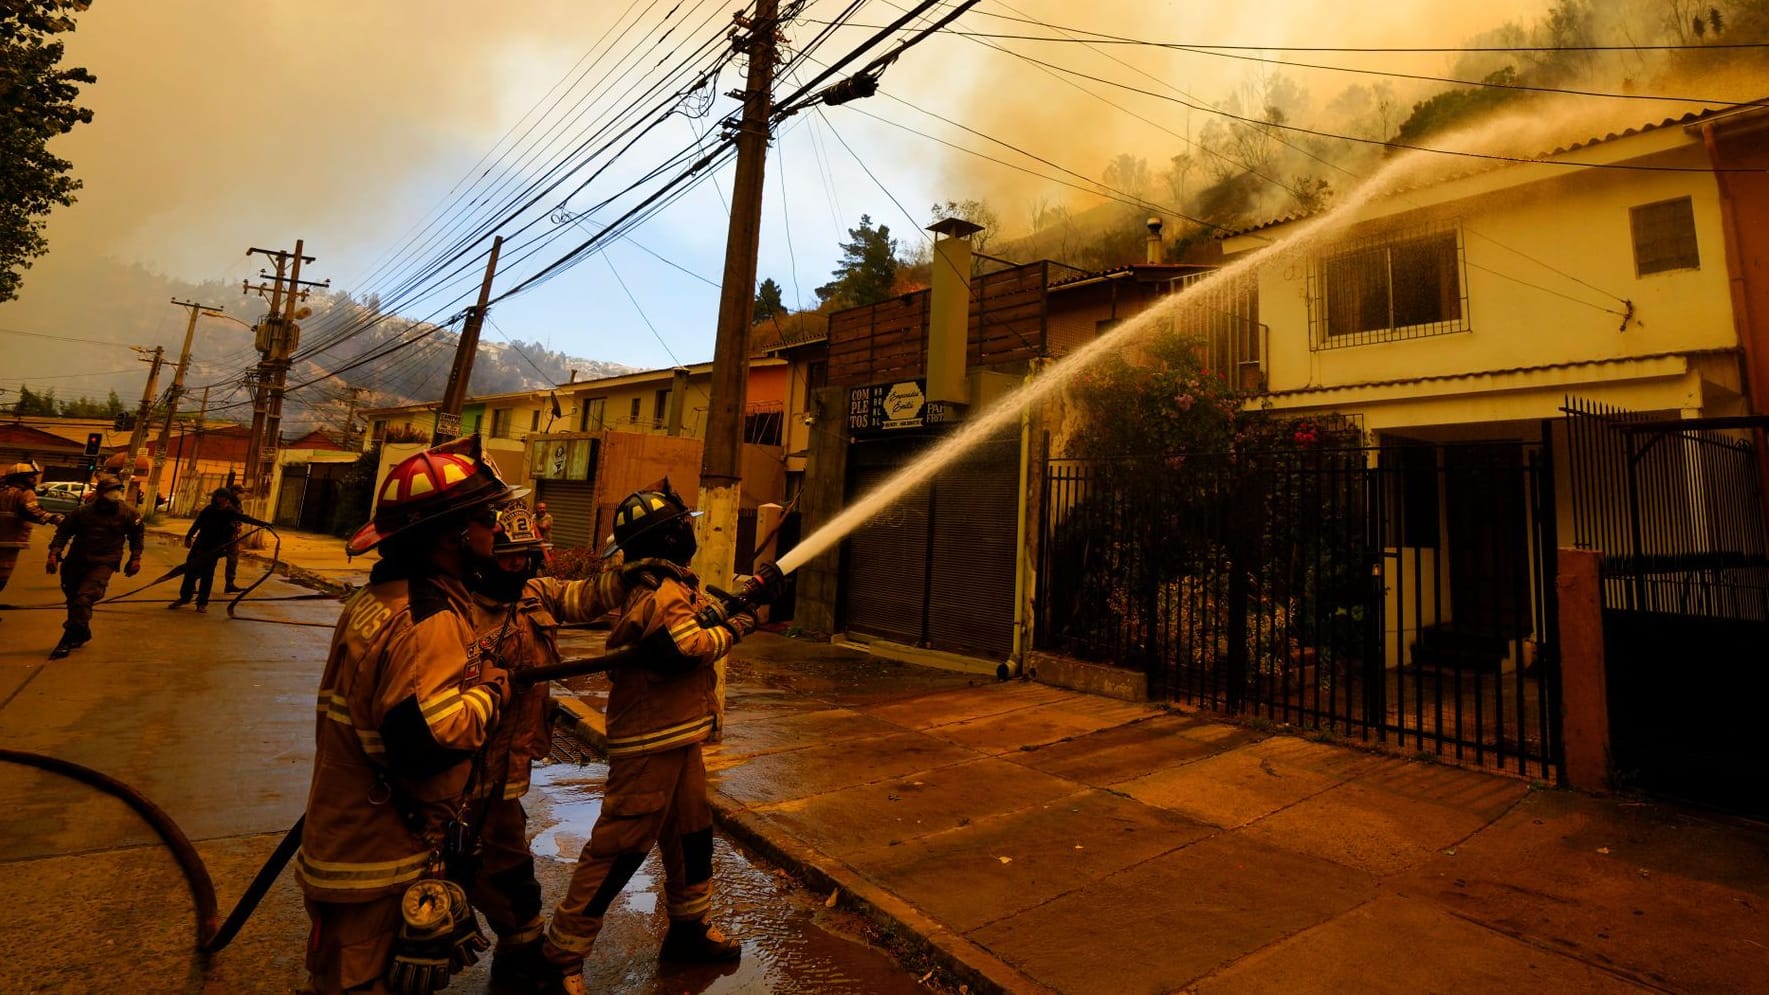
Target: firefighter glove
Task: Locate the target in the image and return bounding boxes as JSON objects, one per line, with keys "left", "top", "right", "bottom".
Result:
{"left": 387, "top": 879, "right": 460, "bottom": 994}
{"left": 124, "top": 556, "right": 141, "bottom": 577}
{"left": 45, "top": 551, "right": 59, "bottom": 575}
{"left": 478, "top": 663, "right": 511, "bottom": 709}
{"left": 750, "top": 561, "right": 786, "bottom": 605}
{"left": 443, "top": 876, "right": 491, "bottom": 971}
{"left": 725, "top": 610, "right": 758, "bottom": 641}
{"left": 692, "top": 597, "right": 731, "bottom": 632}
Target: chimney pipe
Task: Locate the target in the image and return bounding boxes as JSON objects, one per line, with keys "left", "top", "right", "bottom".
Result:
{"left": 1145, "top": 217, "right": 1164, "bottom": 265}
{"left": 666, "top": 366, "right": 690, "bottom": 437}
{"left": 926, "top": 216, "right": 984, "bottom": 406}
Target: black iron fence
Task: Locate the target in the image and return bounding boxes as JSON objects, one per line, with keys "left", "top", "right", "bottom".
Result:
{"left": 1038, "top": 443, "right": 1560, "bottom": 778}
{"left": 1564, "top": 396, "right": 1769, "bottom": 620}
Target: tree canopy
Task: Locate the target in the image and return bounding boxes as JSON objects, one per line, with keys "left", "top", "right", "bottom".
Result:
{"left": 753, "top": 276, "right": 786, "bottom": 325}
{"left": 0, "top": 0, "right": 96, "bottom": 303}
{"left": 814, "top": 215, "right": 898, "bottom": 309}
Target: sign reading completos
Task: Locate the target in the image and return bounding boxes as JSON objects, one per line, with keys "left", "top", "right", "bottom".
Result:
{"left": 849, "top": 379, "right": 961, "bottom": 435}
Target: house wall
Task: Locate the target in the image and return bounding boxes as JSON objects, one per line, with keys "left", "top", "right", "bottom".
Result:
{"left": 1243, "top": 141, "right": 1739, "bottom": 430}
{"left": 561, "top": 372, "right": 712, "bottom": 438}
{"left": 589, "top": 432, "right": 704, "bottom": 550}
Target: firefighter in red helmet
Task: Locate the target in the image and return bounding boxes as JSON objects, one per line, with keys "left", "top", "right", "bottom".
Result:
{"left": 295, "top": 436, "right": 519, "bottom": 994}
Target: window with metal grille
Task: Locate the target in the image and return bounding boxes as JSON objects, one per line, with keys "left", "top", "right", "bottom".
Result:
{"left": 1310, "top": 223, "right": 1468, "bottom": 349}
{"left": 1629, "top": 196, "right": 1699, "bottom": 276}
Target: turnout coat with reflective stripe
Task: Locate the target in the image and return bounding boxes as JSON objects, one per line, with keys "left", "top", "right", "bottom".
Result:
{"left": 603, "top": 559, "right": 732, "bottom": 759}
{"left": 296, "top": 568, "right": 501, "bottom": 903}
{"left": 468, "top": 571, "right": 626, "bottom": 799}
{"left": 0, "top": 484, "right": 56, "bottom": 549}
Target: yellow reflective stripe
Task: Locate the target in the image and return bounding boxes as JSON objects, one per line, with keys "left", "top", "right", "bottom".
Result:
{"left": 506, "top": 920, "right": 544, "bottom": 945}
{"left": 605, "top": 716, "right": 715, "bottom": 757}
{"left": 461, "top": 686, "right": 496, "bottom": 724}
{"left": 316, "top": 690, "right": 351, "bottom": 723}
{"left": 503, "top": 780, "right": 528, "bottom": 800}
{"left": 356, "top": 728, "right": 385, "bottom": 757}
{"left": 419, "top": 690, "right": 465, "bottom": 725}
{"left": 546, "top": 919, "right": 599, "bottom": 955}
{"left": 293, "top": 848, "right": 430, "bottom": 890}
{"left": 667, "top": 619, "right": 699, "bottom": 639}
{"left": 667, "top": 894, "right": 711, "bottom": 919}
{"left": 707, "top": 626, "right": 732, "bottom": 657}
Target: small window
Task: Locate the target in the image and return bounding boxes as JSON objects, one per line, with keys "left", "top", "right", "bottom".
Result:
{"left": 1630, "top": 197, "right": 1698, "bottom": 276}
{"left": 654, "top": 389, "right": 671, "bottom": 429}
{"left": 579, "top": 397, "right": 605, "bottom": 433}
{"left": 628, "top": 397, "right": 641, "bottom": 424}
{"left": 529, "top": 410, "right": 540, "bottom": 432}
{"left": 490, "top": 408, "right": 512, "bottom": 439}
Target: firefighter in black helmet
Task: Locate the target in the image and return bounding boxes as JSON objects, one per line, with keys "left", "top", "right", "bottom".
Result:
{"left": 538, "top": 481, "right": 752, "bottom": 992}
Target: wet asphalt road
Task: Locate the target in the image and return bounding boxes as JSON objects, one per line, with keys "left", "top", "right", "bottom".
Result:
{"left": 0, "top": 529, "right": 927, "bottom": 993}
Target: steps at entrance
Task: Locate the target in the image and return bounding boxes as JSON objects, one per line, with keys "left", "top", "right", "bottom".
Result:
{"left": 1409, "top": 624, "right": 1511, "bottom": 673}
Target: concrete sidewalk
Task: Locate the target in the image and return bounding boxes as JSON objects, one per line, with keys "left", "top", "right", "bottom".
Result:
{"left": 218, "top": 537, "right": 1769, "bottom": 993}
{"left": 554, "top": 636, "right": 1769, "bottom": 994}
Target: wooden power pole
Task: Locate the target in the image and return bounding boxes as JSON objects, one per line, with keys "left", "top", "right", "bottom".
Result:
{"left": 127, "top": 346, "right": 166, "bottom": 457}
{"left": 433, "top": 235, "right": 504, "bottom": 445}
{"left": 241, "top": 241, "right": 327, "bottom": 496}
{"left": 695, "top": 0, "right": 779, "bottom": 590}
{"left": 144, "top": 298, "right": 224, "bottom": 513}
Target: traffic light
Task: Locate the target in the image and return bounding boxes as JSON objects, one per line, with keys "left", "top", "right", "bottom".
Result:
{"left": 83, "top": 432, "right": 103, "bottom": 457}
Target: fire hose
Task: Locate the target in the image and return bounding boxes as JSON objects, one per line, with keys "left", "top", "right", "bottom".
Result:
{"left": 0, "top": 563, "right": 785, "bottom": 955}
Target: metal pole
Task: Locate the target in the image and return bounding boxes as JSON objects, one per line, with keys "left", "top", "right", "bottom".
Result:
{"left": 695, "top": 0, "right": 779, "bottom": 590}
{"left": 435, "top": 235, "right": 503, "bottom": 444}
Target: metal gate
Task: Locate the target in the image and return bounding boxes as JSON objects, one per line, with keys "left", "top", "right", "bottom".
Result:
{"left": 1038, "top": 443, "right": 1561, "bottom": 779}
{"left": 1564, "top": 397, "right": 1769, "bottom": 814}
{"left": 841, "top": 432, "right": 1020, "bottom": 658}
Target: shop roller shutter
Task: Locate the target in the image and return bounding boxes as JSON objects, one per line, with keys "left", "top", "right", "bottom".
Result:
{"left": 535, "top": 479, "right": 596, "bottom": 550}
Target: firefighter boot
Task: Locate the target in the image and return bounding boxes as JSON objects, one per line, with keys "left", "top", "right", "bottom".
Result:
{"left": 67, "top": 622, "right": 91, "bottom": 647}
{"left": 658, "top": 919, "right": 741, "bottom": 963}
{"left": 487, "top": 940, "right": 549, "bottom": 992}
{"left": 47, "top": 636, "right": 73, "bottom": 660}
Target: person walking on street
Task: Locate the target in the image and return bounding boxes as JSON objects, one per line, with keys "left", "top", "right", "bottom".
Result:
{"left": 538, "top": 482, "right": 755, "bottom": 994}
{"left": 224, "top": 483, "right": 248, "bottom": 592}
{"left": 533, "top": 501, "right": 554, "bottom": 572}
{"left": 170, "top": 488, "right": 267, "bottom": 612}
{"left": 460, "top": 504, "right": 631, "bottom": 990}
{"left": 294, "top": 437, "right": 518, "bottom": 995}
{"left": 0, "top": 461, "right": 62, "bottom": 612}
{"left": 45, "top": 474, "right": 142, "bottom": 659}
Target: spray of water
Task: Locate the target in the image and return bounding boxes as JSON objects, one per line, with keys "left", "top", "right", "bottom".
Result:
{"left": 773, "top": 143, "right": 1449, "bottom": 578}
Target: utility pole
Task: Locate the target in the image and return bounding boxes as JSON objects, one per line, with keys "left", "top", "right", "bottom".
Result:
{"left": 144, "top": 299, "right": 224, "bottom": 514}
{"left": 433, "top": 235, "right": 504, "bottom": 445}
{"left": 127, "top": 346, "right": 166, "bottom": 457}
{"left": 241, "top": 241, "right": 328, "bottom": 499}
{"left": 695, "top": 0, "right": 779, "bottom": 590}
{"left": 342, "top": 385, "right": 368, "bottom": 450}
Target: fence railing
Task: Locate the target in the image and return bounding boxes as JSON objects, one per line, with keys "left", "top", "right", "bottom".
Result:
{"left": 1038, "top": 444, "right": 1560, "bottom": 779}
{"left": 1564, "top": 396, "right": 1769, "bottom": 620}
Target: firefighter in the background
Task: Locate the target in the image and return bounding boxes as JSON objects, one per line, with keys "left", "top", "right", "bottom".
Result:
{"left": 539, "top": 482, "right": 754, "bottom": 993}
{"left": 460, "top": 504, "right": 629, "bottom": 990}
{"left": 295, "top": 437, "right": 515, "bottom": 994}
{"left": 0, "top": 461, "right": 62, "bottom": 611}
{"left": 224, "top": 482, "right": 248, "bottom": 592}
{"left": 45, "top": 474, "right": 142, "bottom": 659}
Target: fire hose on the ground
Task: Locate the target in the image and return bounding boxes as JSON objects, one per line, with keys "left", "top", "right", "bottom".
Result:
{"left": 0, "top": 566, "right": 785, "bottom": 954}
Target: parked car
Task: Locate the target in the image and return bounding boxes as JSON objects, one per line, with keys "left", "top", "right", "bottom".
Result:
{"left": 35, "top": 482, "right": 92, "bottom": 514}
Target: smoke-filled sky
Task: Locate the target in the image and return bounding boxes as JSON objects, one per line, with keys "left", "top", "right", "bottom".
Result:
{"left": 1, "top": 0, "right": 1738, "bottom": 409}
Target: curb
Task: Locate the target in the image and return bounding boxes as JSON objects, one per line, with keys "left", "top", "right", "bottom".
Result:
{"left": 710, "top": 800, "right": 1051, "bottom": 995}
{"left": 545, "top": 693, "right": 1046, "bottom": 995}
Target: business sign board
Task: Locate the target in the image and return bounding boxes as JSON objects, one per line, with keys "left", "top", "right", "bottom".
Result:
{"left": 848, "top": 379, "right": 961, "bottom": 436}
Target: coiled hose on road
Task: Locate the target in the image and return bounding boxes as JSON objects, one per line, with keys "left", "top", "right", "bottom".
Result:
{"left": 0, "top": 522, "right": 322, "bottom": 951}
{"left": 0, "top": 747, "right": 302, "bottom": 952}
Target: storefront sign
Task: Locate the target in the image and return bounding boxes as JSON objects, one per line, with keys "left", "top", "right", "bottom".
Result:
{"left": 848, "top": 379, "right": 961, "bottom": 435}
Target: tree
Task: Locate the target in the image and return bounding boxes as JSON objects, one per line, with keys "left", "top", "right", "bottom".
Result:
{"left": 814, "top": 214, "right": 898, "bottom": 309}
{"left": 929, "top": 199, "right": 999, "bottom": 255}
{"left": 0, "top": 1, "right": 96, "bottom": 304}
{"left": 753, "top": 277, "right": 786, "bottom": 325}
